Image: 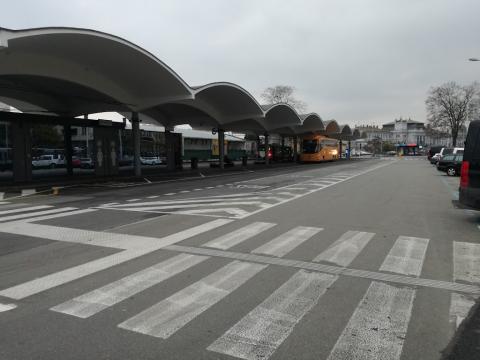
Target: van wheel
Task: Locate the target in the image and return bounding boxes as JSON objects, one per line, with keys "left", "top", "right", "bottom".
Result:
{"left": 447, "top": 167, "right": 456, "bottom": 176}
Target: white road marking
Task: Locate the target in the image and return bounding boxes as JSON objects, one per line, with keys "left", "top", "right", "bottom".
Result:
{"left": 282, "top": 187, "right": 307, "bottom": 190}
{"left": 21, "top": 189, "right": 36, "bottom": 196}
{"left": 327, "top": 281, "right": 415, "bottom": 360}
{"left": 193, "top": 189, "right": 202, "bottom": 191}
{"left": 167, "top": 244, "right": 480, "bottom": 294}
{"left": 203, "top": 222, "right": 276, "bottom": 250}
{"left": 165, "top": 193, "right": 175, "bottom": 196}
{"left": 449, "top": 293, "right": 477, "bottom": 330}
{"left": 103, "top": 196, "right": 285, "bottom": 208}
{"left": 454, "top": 242, "right": 480, "bottom": 284}
{"left": 51, "top": 254, "right": 209, "bottom": 318}
{"left": 0, "top": 303, "right": 17, "bottom": 312}
{"left": 379, "top": 236, "right": 429, "bottom": 276}
{"left": 118, "top": 261, "right": 266, "bottom": 338}
{"left": 208, "top": 270, "right": 337, "bottom": 360}
{"left": 0, "top": 219, "right": 231, "bottom": 299}
{"left": 206, "top": 186, "right": 215, "bottom": 189}
{"left": 314, "top": 231, "right": 375, "bottom": 267}
{"left": 146, "top": 195, "right": 159, "bottom": 199}
{"left": 0, "top": 201, "right": 10, "bottom": 205}
{"left": 0, "top": 207, "right": 78, "bottom": 222}
{"left": 253, "top": 226, "right": 323, "bottom": 258}
{"left": 173, "top": 208, "right": 250, "bottom": 217}
{"left": 101, "top": 202, "right": 120, "bottom": 206}
{"left": 179, "top": 190, "right": 190, "bottom": 193}
{"left": 0, "top": 205, "right": 52, "bottom": 215}
{"left": 17, "top": 208, "right": 98, "bottom": 223}
{"left": 111, "top": 201, "right": 271, "bottom": 212}
{"left": 126, "top": 199, "right": 141, "bottom": 202}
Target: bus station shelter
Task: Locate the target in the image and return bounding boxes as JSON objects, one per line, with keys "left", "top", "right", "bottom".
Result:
{"left": 0, "top": 27, "right": 357, "bottom": 184}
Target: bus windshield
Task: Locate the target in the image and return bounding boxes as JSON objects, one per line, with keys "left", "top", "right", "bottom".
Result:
{"left": 303, "top": 139, "right": 318, "bottom": 153}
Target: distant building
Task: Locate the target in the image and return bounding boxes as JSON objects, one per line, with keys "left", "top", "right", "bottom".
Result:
{"left": 355, "top": 118, "right": 466, "bottom": 148}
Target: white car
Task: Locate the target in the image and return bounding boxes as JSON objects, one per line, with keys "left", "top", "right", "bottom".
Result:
{"left": 32, "top": 154, "right": 65, "bottom": 168}
{"left": 140, "top": 156, "right": 161, "bottom": 165}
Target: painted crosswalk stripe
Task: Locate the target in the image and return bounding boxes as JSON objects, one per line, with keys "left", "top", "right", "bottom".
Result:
{"left": 252, "top": 226, "right": 323, "bottom": 258}
{"left": 203, "top": 222, "right": 276, "bottom": 250}
{"left": 0, "top": 207, "right": 78, "bottom": 222}
{"left": 327, "top": 281, "right": 415, "bottom": 360}
{"left": 453, "top": 242, "right": 480, "bottom": 284}
{"left": 0, "top": 205, "right": 52, "bottom": 216}
{"left": 118, "top": 261, "right": 266, "bottom": 338}
{"left": 0, "top": 303, "right": 17, "bottom": 312}
{"left": 379, "top": 236, "right": 429, "bottom": 276}
{"left": 109, "top": 201, "right": 272, "bottom": 212}
{"left": 51, "top": 254, "right": 209, "bottom": 318}
{"left": 313, "top": 231, "right": 375, "bottom": 267}
{"left": 208, "top": 270, "right": 337, "bottom": 360}
{"left": 0, "top": 219, "right": 231, "bottom": 299}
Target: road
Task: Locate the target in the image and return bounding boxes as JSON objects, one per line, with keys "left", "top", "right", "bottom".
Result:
{"left": 0, "top": 157, "right": 479, "bottom": 360}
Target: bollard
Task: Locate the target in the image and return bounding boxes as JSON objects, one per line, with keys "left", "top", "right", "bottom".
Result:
{"left": 52, "top": 187, "right": 60, "bottom": 195}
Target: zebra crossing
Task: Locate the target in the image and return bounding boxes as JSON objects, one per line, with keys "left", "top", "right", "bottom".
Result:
{"left": 95, "top": 162, "right": 393, "bottom": 219}
{"left": 1, "top": 217, "right": 479, "bottom": 359}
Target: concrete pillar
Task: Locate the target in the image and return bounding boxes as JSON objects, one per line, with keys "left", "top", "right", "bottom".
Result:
{"left": 12, "top": 120, "right": 32, "bottom": 182}
{"left": 131, "top": 112, "right": 141, "bottom": 177}
{"left": 281, "top": 136, "right": 285, "bottom": 161}
{"left": 348, "top": 140, "right": 351, "bottom": 160}
{"left": 256, "top": 137, "right": 261, "bottom": 159}
{"left": 165, "top": 128, "right": 175, "bottom": 171}
{"left": 218, "top": 129, "right": 225, "bottom": 169}
{"left": 64, "top": 124, "right": 73, "bottom": 176}
{"left": 264, "top": 133, "right": 270, "bottom": 166}
{"left": 293, "top": 136, "right": 298, "bottom": 162}
{"left": 339, "top": 141, "right": 343, "bottom": 159}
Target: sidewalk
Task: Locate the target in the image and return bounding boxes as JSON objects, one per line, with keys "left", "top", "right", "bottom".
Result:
{"left": 442, "top": 300, "right": 480, "bottom": 359}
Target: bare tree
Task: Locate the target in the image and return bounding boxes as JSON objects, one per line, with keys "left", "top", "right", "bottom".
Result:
{"left": 260, "top": 85, "right": 307, "bottom": 113}
{"left": 426, "top": 81, "right": 480, "bottom": 146}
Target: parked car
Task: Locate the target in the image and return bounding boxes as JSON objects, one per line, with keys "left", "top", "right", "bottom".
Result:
{"left": 428, "top": 145, "right": 443, "bottom": 161}
{"left": 437, "top": 154, "right": 463, "bottom": 176}
{"left": 460, "top": 120, "right": 480, "bottom": 210}
{"left": 430, "top": 153, "right": 441, "bottom": 164}
{"left": 32, "top": 154, "right": 65, "bottom": 168}
{"left": 80, "top": 157, "right": 94, "bottom": 169}
{"left": 140, "top": 156, "right": 161, "bottom": 165}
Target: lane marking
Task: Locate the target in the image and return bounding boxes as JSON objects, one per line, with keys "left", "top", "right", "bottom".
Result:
{"left": 146, "top": 196, "right": 159, "bottom": 199}
{"left": 252, "top": 226, "right": 323, "bottom": 258}
{"left": 313, "top": 231, "right": 375, "bottom": 267}
{"left": 454, "top": 242, "right": 480, "bottom": 284}
{"left": 17, "top": 208, "right": 98, "bottom": 223}
{"left": 126, "top": 199, "right": 141, "bottom": 202}
{"left": 165, "top": 245, "right": 480, "bottom": 294}
{"left": 179, "top": 190, "right": 190, "bottom": 193}
{"left": 379, "top": 236, "right": 429, "bottom": 276}
{"left": 118, "top": 261, "right": 266, "bottom": 338}
{"left": 208, "top": 270, "right": 337, "bottom": 360}
{"left": 327, "top": 281, "right": 415, "bottom": 360}
{"left": 203, "top": 222, "right": 276, "bottom": 250}
{"left": 51, "top": 254, "right": 209, "bottom": 318}
{"left": 0, "top": 303, "right": 17, "bottom": 312}
{"left": 0, "top": 205, "right": 52, "bottom": 216}
{"left": 165, "top": 193, "right": 175, "bottom": 196}
{"left": 0, "top": 219, "right": 232, "bottom": 300}
{"left": 0, "top": 207, "right": 78, "bottom": 222}
{"left": 449, "top": 293, "right": 477, "bottom": 330}
{"left": 109, "top": 201, "right": 272, "bottom": 212}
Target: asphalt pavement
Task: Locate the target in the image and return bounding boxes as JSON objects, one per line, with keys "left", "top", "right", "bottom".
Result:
{"left": 0, "top": 157, "right": 479, "bottom": 360}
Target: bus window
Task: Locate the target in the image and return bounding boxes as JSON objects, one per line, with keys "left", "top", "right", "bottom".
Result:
{"left": 303, "top": 139, "right": 318, "bottom": 153}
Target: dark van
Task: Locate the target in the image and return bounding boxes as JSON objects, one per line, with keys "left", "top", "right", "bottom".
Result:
{"left": 459, "top": 120, "right": 480, "bottom": 209}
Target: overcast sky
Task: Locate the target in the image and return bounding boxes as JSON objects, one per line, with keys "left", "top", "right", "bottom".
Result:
{"left": 1, "top": 0, "right": 479, "bottom": 126}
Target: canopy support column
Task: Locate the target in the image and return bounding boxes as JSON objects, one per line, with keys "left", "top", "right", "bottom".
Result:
{"left": 264, "top": 133, "right": 270, "bottom": 166}
{"left": 347, "top": 140, "right": 351, "bottom": 160}
{"left": 64, "top": 124, "right": 73, "bottom": 176}
{"left": 293, "top": 136, "right": 298, "bottom": 162}
{"left": 12, "top": 120, "right": 32, "bottom": 182}
{"left": 281, "top": 136, "right": 285, "bottom": 161}
{"left": 132, "top": 112, "right": 141, "bottom": 177}
{"left": 218, "top": 129, "right": 225, "bottom": 169}
{"left": 339, "top": 141, "right": 343, "bottom": 160}
{"left": 165, "top": 127, "right": 176, "bottom": 171}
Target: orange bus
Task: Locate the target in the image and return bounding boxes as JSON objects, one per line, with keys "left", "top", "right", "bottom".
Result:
{"left": 300, "top": 135, "right": 339, "bottom": 162}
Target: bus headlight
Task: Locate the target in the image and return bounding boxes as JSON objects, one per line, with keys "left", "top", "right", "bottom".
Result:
{"left": 332, "top": 150, "right": 338, "bottom": 155}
